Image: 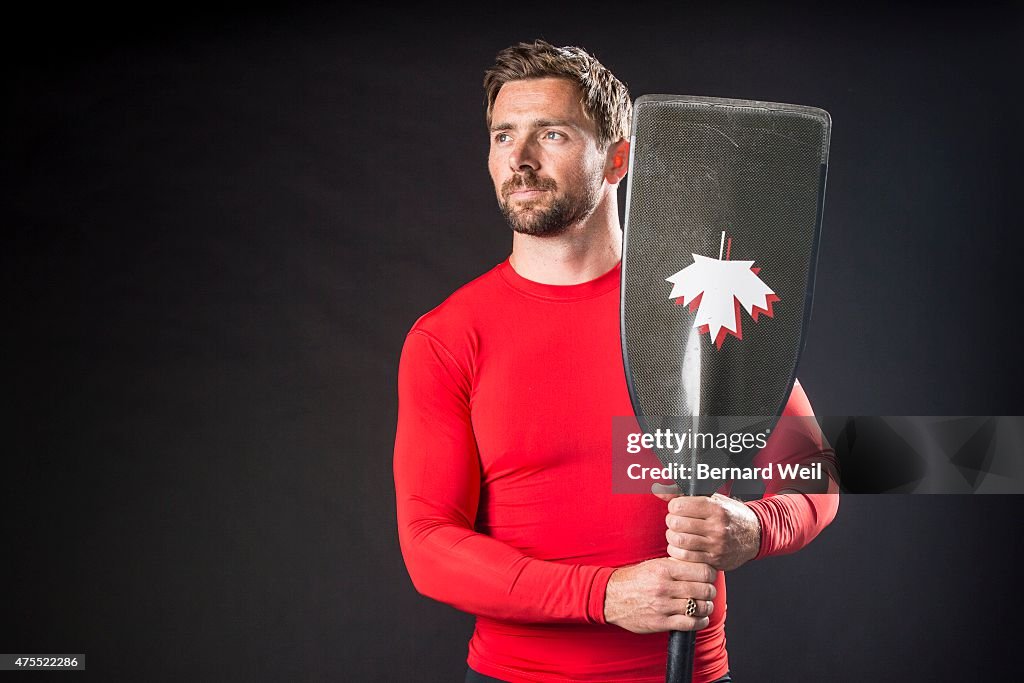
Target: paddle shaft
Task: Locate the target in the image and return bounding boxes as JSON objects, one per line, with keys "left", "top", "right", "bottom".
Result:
{"left": 667, "top": 630, "right": 695, "bottom": 683}
{"left": 667, "top": 451, "right": 702, "bottom": 683}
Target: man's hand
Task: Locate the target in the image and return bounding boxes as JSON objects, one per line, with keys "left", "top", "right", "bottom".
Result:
{"left": 604, "top": 558, "right": 716, "bottom": 634}
{"left": 657, "top": 491, "right": 762, "bottom": 572}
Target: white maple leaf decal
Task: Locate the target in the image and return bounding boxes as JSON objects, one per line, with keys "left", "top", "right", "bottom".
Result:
{"left": 666, "top": 250, "right": 779, "bottom": 349}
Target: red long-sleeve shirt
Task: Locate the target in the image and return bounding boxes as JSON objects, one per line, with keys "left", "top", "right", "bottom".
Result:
{"left": 394, "top": 259, "right": 838, "bottom": 682}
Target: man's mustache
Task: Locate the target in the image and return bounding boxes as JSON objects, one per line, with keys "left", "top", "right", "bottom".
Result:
{"left": 502, "top": 172, "right": 557, "bottom": 200}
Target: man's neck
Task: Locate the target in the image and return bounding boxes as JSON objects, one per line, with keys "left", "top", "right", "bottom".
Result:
{"left": 509, "top": 195, "right": 622, "bottom": 285}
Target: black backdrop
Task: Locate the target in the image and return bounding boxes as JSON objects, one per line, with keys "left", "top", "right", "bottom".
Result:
{"left": 6, "top": 2, "right": 1023, "bottom": 681}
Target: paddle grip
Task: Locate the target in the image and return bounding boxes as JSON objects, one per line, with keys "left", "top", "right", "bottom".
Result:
{"left": 666, "top": 629, "right": 695, "bottom": 683}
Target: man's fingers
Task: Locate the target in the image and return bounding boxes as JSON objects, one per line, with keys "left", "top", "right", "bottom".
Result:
{"left": 666, "top": 544, "right": 713, "bottom": 564}
{"left": 652, "top": 559, "right": 717, "bottom": 601}
{"left": 666, "top": 528, "right": 706, "bottom": 547}
{"left": 667, "top": 495, "right": 714, "bottom": 517}
{"left": 665, "top": 598, "right": 714, "bottom": 619}
{"left": 666, "top": 614, "right": 711, "bottom": 632}
{"left": 682, "top": 598, "right": 714, "bottom": 617}
{"left": 665, "top": 513, "right": 714, "bottom": 537}
{"left": 666, "top": 580, "right": 717, "bottom": 602}
{"left": 664, "top": 561, "right": 718, "bottom": 588}
{"left": 664, "top": 511, "right": 704, "bottom": 532}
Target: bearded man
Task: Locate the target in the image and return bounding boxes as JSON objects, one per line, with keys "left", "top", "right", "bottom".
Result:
{"left": 394, "top": 39, "right": 838, "bottom": 683}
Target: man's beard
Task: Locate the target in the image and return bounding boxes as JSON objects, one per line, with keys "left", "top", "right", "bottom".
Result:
{"left": 499, "top": 170, "right": 599, "bottom": 237}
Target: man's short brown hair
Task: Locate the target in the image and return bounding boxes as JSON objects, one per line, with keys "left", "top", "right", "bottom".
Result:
{"left": 483, "top": 40, "right": 632, "bottom": 148}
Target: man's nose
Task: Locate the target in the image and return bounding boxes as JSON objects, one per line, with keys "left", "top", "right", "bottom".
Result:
{"left": 509, "top": 138, "right": 540, "bottom": 172}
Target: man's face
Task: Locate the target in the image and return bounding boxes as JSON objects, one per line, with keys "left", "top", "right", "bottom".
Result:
{"left": 488, "top": 78, "right": 607, "bottom": 237}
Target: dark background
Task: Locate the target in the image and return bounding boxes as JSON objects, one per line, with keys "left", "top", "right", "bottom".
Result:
{"left": 6, "top": 2, "right": 1023, "bottom": 681}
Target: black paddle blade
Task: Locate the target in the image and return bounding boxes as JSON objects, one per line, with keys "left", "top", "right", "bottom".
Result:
{"left": 621, "top": 95, "right": 830, "bottom": 492}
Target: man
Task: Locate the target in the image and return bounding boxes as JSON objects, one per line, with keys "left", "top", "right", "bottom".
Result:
{"left": 394, "top": 40, "right": 839, "bottom": 682}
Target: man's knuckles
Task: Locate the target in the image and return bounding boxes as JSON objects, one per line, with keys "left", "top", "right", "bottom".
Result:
{"left": 668, "top": 496, "right": 711, "bottom": 515}
{"left": 666, "top": 561, "right": 716, "bottom": 584}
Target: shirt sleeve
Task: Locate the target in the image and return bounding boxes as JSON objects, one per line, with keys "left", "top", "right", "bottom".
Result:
{"left": 393, "top": 329, "right": 614, "bottom": 624}
{"left": 745, "top": 380, "right": 840, "bottom": 559}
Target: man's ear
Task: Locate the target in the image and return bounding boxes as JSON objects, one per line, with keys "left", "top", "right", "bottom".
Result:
{"left": 604, "top": 138, "right": 630, "bottom": 184}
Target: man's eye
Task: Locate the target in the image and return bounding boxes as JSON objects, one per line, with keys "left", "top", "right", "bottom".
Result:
{"left": 495, "top": 133, "right": 511, "bottom": 143}
{"left": 544, "top": 131, "right": 564, "bottom": 140}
